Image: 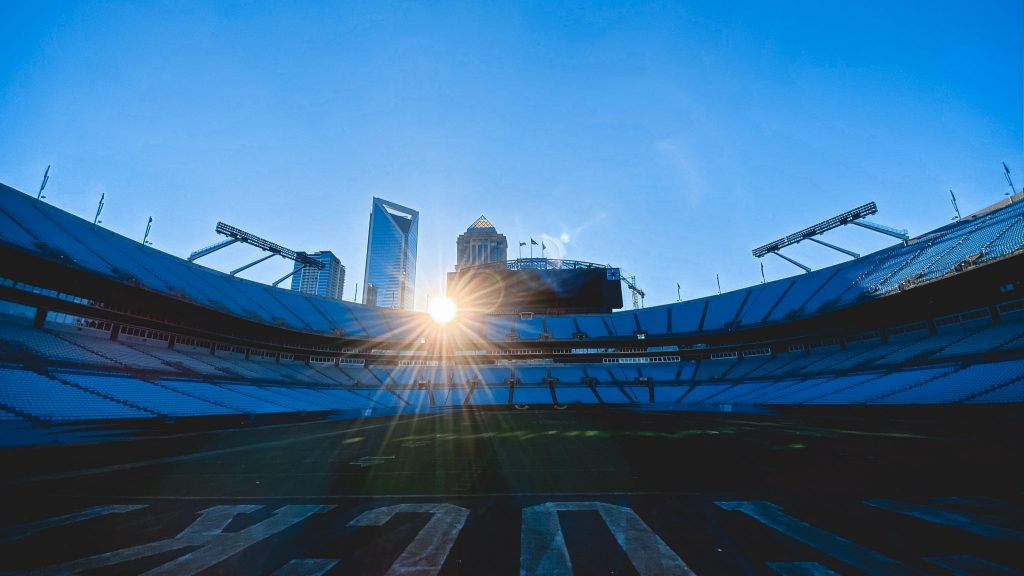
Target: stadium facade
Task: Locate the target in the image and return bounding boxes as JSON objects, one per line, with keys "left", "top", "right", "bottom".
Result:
{"left": 290, "top": 250, "right": 345, "bottom": 301}
{"left": 362, "top": 197, "right": 418, "bottom": 309}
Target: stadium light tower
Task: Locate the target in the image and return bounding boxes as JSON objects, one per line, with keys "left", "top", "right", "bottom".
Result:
{"left": 188, "top": 221, "right": 324, "bottom": 286}
{"left": 753, "top": 202, "right": 908, "bottom": 272}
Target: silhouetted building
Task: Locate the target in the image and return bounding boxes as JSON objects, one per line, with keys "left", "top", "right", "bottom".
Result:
{"left": 456, "top": 215, "right": 508, "bottom": 271}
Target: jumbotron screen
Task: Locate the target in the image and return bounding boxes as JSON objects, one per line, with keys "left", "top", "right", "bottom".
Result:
{"left": 446, "top": 265, "right": 624, "bottom": 314}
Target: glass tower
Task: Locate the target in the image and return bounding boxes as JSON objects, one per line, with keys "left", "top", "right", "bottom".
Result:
{"left": 363, "top": 197, "right": 418, "bottom": 309}
{"left": 290, "top": 251, "right": 345, "bottom": 301}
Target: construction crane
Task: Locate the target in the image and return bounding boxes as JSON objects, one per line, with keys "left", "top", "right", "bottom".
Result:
{"left": 620, "top": 271, "right": 645, "bottom": 309}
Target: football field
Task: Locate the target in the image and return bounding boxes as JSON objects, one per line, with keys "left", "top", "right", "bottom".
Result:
{"left": 1, "top": 408, "right": 1021, "bottom": 574}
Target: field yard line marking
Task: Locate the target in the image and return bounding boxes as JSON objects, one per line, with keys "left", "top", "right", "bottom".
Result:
{"left": 270, "top": 559, "right": 339, "bottom": 576}
{"left": 768, "top": 562, "right": 841, "bottom": 576}
{"left": 715, "top": 501, "right": 910, "bottom": 576}
{"left": 923, "top": 555, "right": 1017, "bottom": 575}
{"left": 0, "top": 504, "right": 147, "bottom": 542}
{"left": 44, "top": 488, "right": 902, "bottom": 500}
{"left": 865, "top": 499, "right": 1024, "bottom": 540}
{"left": 8, "top": 414, "right": 445, "bottom": 485}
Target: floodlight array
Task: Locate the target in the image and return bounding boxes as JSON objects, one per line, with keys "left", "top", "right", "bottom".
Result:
{"left": 215, "top": 222, "right": 324, "bottom": 269}
{"left": 752, "top": 202, "right": 878, "bottom": 258}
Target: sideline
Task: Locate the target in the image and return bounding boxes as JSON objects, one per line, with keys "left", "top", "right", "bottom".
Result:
{"left": 6, "top": 413, "right": 445, "bottom": 486}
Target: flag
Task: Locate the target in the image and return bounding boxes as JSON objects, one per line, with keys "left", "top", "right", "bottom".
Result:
{"left": 530, "top": 238, "right": 538, "bottom": 245}
{"left": 519, "top": 241, "right": 526, "bottom": 247}
{"left": 541, "top": 242, "right": 546, "bottom": 250}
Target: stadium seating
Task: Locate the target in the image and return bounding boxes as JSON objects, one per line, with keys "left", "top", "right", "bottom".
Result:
{"left": 157, "top": 380, "right": 291, "bottom": 413}
{"left": 2, "top": 183, "right": 1024, "bottom": 427}
{"left": 59, "top": 373, "right": 235, "bottom": 417}
{"left": 0, "top": 368, "right": 152, "bottom": 420}
{"left": 512, "top": 386, "right": 553, "bottom": 404}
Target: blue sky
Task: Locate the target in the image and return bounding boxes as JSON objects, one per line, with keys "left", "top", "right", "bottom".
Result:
{"left": 1, "top": 1, "right": 1021, "bottom": 309}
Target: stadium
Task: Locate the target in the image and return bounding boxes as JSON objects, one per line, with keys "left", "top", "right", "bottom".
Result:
{"left": 0, "top": 177, "right": 1022, "bottom": 575}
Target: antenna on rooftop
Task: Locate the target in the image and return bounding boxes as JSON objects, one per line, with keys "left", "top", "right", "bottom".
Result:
{"left": 143, "top": 216, "right": 153, "bottom": 245}
{"left": 950, "top": 190, "right": 961, "bottom": 221}
{"left": 93, "top": 193, "right": 105, "bottom": 225}
{"left": 37, "top": 165, "right": 50, "bottom": 200}
{"left": 716, "top": 274, "right": 722, "bottom": 295}
{"left": 1003, "top": 162, "right": 1017, "bottom": 202}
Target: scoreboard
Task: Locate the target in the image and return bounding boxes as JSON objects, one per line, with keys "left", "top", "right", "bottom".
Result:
{"left": 446, "top": 265, "right": 623, "bottom": 315}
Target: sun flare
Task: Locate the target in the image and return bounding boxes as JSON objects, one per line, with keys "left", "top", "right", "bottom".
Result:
{"left": 428, "top": 295, "right": 458, "bottom": 325}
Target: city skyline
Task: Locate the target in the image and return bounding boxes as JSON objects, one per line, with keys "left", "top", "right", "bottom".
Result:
{"left": 0, "top": 2, "right": 1020, "bottom": 310}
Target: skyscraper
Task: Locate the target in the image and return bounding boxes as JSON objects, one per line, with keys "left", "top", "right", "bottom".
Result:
{"left": 290, "top": 251, "right": 345, "bottom": 301}
{"left": 363, "top": 197, "right": 418, "bottom": 309}
{"left": 456, "top": 215, "right": 507, "bottom": 270}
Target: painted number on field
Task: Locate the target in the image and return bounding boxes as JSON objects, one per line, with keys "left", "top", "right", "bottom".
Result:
{"left": 521, "top": 502, "right": 697, "bottom": 576}
{"left": 348, "top": 503, "right": 470, "bottom": 576}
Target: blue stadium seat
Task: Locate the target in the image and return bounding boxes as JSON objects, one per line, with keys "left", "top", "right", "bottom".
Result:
{"left": 608, "top": 311, "right": 638, "bottom": 336}
{"left": 0, "top": 368, "right": 153, "bottom": 420}
{"left": 767, "top": 270, "right": 838, "bottom": 322}
{"left": 512, "top": 386, "right": 552, "bottom": 404}
{"left": 576, "top": 315, "right": 610, "bottom": 338}
{"left": 702, "top": 289, "right": 750, "bottom": 330}
{"left": 737, "top": 280, "right": 792, "bottom": 326}
{"left": 679, "top": 383, "right": 733, "bottom": 404}
{"left": 544, "top": 316, "right": 577, "bottom": 339}
{"left": 395, "top": 388, "right": 433, "bottom": 411}
{"left": 874, "top": 361, "right": 1024, "bottom": 404}
{"left": 594, "top": 385, "right": 633, "bottom": 403}
{"left": 515, "top": 317, "right": 547, "bottom": 340}
{"left": 60, "top": 372, "right": 232, "bottom": 417}
{"left": 554, "top": 386, "right": 598, "bottom": 404}
{"left": 653, "top": 385, "right": 688, "bottom": 402}
{"left": 515, "top": 366, "right": 549, "bottom": 385}
{"left": 158, "top": 380, "right": 291, "bottom": 413}
{"left": 468, "top": 385, "right": 510, "bottom": 405}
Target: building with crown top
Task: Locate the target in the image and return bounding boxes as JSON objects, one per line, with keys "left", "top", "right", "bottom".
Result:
{"left": 456, "top": 216, "right": 508, "bottom": 271}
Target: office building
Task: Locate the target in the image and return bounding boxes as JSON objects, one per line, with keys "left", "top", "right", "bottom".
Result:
{"left": 455, "top": 215, "right": 508, "bottom": 270}
{"left": 363, "top": 197, "right": 418, "bottom": 309}
{"left": 290, "top": 251, "right": 345, "bottom": 301}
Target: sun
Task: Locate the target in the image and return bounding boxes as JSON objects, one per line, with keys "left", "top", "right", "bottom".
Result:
{"left": 427, "top": 295, "right": 458, "bottom": 325}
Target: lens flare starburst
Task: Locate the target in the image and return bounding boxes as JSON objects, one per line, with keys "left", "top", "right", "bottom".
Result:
{"left": 427, "top": 296, "right": 457, "bottom": 325}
